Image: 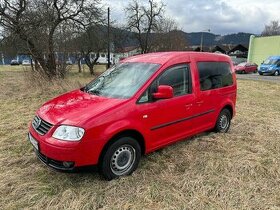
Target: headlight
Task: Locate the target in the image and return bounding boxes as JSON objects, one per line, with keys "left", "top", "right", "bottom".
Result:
{"left": 52, "top": 125, "right": 85, "bottom": 141}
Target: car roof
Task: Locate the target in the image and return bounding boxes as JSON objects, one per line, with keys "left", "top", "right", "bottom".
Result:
{"left": 122, "top": 51, "right": 230, "bottom": 65}
{"left": 268, "top": 56, "right": 280, "bottom": 59}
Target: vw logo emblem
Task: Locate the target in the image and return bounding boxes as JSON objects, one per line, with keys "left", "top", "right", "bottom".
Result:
{"left": 33, "top": 117, "right": 41, "bottom": 129}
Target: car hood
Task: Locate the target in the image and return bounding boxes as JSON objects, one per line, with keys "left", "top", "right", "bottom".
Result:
{"left": 260, "top": 64, "right": 275, "bottom": 68}
{"left": 37, "top": 89, "right": 127, "bottom": 125}
{"left": 235, "top": 66, "right": 245, "bottom": 70}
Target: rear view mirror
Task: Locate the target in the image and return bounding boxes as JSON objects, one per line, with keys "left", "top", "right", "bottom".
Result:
{"left": 152, "top": 85, "right": 174, "bottom": 99}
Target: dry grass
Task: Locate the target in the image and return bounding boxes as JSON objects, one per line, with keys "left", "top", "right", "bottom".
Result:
{"left": 0, "top": 66, "right": 280, "bottom": 210}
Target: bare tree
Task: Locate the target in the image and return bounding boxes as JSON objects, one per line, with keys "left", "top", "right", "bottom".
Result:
{"left": 262, "top": 20, "right": 280, "bottom": 36}
{"left": 0, "top": 0, "right": 102, "bottom": 79}
{"left": 126, "top": 0, "right": 165, "bottom": 54}
{"left": 152, "top": 17, "right": 187, "bottom": 51}
{"left": 79, "top": 25, "right": 107, "bottom": 75}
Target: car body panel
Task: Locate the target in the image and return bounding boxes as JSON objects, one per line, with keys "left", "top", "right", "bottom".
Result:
{"left": 234, "top": 62, "right": 258, "bottom": 74}
{"left": 258, "top": 56, "right": 280, "bottom": 75}
{"left": 28, "top": 52, "right": 237, "bottom": 168}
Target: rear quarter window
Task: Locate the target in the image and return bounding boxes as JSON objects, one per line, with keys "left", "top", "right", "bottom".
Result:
{"left": 197, "top": 62, "right": 233, "bottom": 91}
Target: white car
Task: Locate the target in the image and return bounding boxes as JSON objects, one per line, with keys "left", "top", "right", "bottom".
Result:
{"left": 22, "top": 60, "right": 31, "bottom": 65}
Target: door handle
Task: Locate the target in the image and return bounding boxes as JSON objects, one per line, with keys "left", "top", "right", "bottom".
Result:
{"left": 196, "top": 100, "right": 204, "bottom": 105}
{"left": 185, "top": 104, "right": 193, "bottom": 110}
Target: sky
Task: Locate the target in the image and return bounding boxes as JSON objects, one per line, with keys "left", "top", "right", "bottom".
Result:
{"left": 103, "top": 0, "right": 280, "bottom": 35}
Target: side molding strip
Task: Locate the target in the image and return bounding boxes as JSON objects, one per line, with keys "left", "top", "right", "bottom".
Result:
{"left": 151, "top": 109, "right": 215, "bottom": 131}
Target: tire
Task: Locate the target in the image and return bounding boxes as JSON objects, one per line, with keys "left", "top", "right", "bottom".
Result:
{"left": 242, "top": 70, "right": 245, "bottom": 74}
{"left": 215, "top": 109, "right": 231, "bottom": 133}
{"left": 99, "top": 137, "right": 141, "bottom": 180}
{"left": 274, "top": 70, "right": 279, "bottom": 76}
{"left": 254, "top": 70, "right": 257, "bottom": 73}
{"left": 259, "top": 72, "right": 263, "bottom": 75}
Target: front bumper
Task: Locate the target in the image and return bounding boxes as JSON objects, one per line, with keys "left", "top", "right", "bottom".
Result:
{"left": 28, "top": 126, "right": 103, "bottom": 168}
{"left": 235, "top": 70, "right": 244, "bottom": 74}
{"left": 258, "top": 70, "right": 275, "bottom": 75}
{"left": 35, "top": 149, "right": 75, "bottom": 171}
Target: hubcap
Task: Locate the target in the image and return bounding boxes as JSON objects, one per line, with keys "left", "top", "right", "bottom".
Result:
{"left": 275, "top": 71, "right": 279, "bottom": 76}
{"left": 110, "top": 145, "right": 136, "bottom": 176}
{"left": 220, "top": 115, "right": 229, "bottom": 130}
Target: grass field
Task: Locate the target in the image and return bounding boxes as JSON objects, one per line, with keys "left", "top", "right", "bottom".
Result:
{"left": 0, "top": 66, "right": 280, "bottom": 209}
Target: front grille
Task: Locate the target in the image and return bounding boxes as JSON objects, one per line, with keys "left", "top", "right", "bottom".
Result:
{"left": 35, "top": 150, "right": 75, "bottom": 171}
{"left": 32, "top": 116, "right": 53, "bottom": 135}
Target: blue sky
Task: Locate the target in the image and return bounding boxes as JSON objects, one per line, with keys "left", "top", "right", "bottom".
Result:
{"left": 103, "top": 0, "right": 280, "bottom": 35}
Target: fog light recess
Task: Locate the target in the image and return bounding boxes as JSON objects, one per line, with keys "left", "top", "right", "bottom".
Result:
{"left": 63, "top": 161, "right": 74, "bottom": 168}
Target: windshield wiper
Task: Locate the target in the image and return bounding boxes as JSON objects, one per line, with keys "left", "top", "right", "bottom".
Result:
{"left": 87, "top": 89, "right": 101, "bottom": 95}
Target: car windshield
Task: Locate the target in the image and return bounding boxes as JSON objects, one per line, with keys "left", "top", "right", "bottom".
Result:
{"left": 237, "top": 62, "right": 246, "bottom": 66}
{"left": 263, "top": 59, "right": 278, "bottom": 65}
{"left": 84, "top": 62, "right": 160, "bottom": 99}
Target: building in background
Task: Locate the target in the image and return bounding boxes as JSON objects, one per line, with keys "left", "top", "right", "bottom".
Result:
{"left": 248, "top": 35, "right": 280, "bottom": 66}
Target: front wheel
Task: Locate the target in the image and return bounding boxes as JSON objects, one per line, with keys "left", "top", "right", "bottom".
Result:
{"left": 274, "top": 70, "right": 279, "bottom": 76}
{"left": 99, "top": 137, "right": 141, "bottom": 180}
{"left": 215, "top": 109, "right": 231, "bottom": 133}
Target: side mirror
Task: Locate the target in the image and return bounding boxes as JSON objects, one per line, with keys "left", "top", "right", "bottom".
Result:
{"left": 152, "top": 85, "right": 174, "bottom": 100}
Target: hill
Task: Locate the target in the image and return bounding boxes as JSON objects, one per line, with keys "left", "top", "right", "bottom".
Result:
{"left": 181, "top": 32, "right": 253, "bottom": 46}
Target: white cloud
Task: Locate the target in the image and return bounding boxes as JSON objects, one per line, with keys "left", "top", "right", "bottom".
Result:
{"left": 103, "top": 0, "right": 280, "bottom": 34}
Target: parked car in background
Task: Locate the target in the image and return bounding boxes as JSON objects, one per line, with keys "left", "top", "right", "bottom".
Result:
{"left": 28, "top": 52, "right": 237, "bottom": 180}
{"left": 258, "top": 56, "right": 280, "bottom": 76}
{"left": 66, "top": 60, "right": 73, "bottom": 65}
{"left": 22, "top": 60, "right": 31, "bottom": 66}
{"left": 10, "top": 59, "right": 20, "bottom": 65}
{"left": 234, "top": 62, "right": 258, "bottom": 74}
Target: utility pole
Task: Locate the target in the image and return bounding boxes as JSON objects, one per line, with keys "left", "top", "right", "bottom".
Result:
{"left": 107, "top": 7, "right": 111, "bottom": 69}
{"left": 200, "top": 29, "right": 210, "bottom": 52}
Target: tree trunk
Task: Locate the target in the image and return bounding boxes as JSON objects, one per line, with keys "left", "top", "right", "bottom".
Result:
{"left": 77, "top": 56, "right": 82, "bottom": 73}
{"left": 84, "top": 53, "right": 99, "bottom": 75}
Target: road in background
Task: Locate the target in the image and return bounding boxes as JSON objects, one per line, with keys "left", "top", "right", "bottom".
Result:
{"left": 236, "top": 73, "right": 280, "bottom": 83}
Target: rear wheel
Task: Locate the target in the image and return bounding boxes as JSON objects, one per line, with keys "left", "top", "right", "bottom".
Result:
{"left": 242, "top": 70, "right": 245, "bottom": 74}
{"left": 215, "top": 109, "right": 231, "bottom": 133}
{"left": 259, "top": 72, "right": 263, "bottom": 75}
{"left": 99, "top": 137, "right": 141, "bottom": 180}
{"left": 274, "top": 70, "right": 279, "bottom": 76}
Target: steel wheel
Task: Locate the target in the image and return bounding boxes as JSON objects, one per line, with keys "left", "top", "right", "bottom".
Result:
{"left": 219, "top": 114, "right": 229, "bottom": 131}
{"left": 110, "top": 144, "right": 136, "bottom": 176}
{"left": 215, "top": 109, "right": 231, "bottom": 133}
{"left": 100, "top": 137, "right": 141, "bottom": 180}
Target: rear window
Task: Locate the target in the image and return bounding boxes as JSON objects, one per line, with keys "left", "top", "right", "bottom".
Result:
{"left": 197, "top": 62, "right": 233, "bottom": 91}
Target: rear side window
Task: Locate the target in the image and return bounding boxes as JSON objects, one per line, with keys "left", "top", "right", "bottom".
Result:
{"left": 197, "top": 62, "right": 233, "bottom": 91}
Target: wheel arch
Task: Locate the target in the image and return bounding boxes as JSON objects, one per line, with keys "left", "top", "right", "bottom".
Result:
{"left": 221, "top": 104, "right": 233, "bottom": 119}
{"left": 98, "top": 129, "right": 146, "bottom": 165}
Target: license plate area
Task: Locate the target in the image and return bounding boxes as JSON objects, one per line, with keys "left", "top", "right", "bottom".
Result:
{"left": 28, "top": 133, "right": 39, "bottom": 151}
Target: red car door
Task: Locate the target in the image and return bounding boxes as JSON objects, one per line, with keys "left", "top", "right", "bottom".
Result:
{"left": 190, "top": 61, "right": 234, "bottom": 133}
{"left": 137, "top": 64, "right": 195, "bottom": 150}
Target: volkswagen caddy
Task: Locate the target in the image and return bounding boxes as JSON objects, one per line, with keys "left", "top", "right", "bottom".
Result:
{"left": 28, "top": 52, "right": 237, "bottom": 180}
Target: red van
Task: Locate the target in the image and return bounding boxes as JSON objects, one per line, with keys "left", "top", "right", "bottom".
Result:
{"left": 28, "top": 52, "right": 237, "bottom": 180}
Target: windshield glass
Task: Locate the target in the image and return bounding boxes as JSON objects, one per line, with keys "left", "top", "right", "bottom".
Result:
{"left": 263, "top": 59, "right": 278, "bottom": 65}
{"left": 84, "top": 62, "right": 160, "bottom": 99}
{"left": 237, "top": 62, "right": 246, "bottom": 66}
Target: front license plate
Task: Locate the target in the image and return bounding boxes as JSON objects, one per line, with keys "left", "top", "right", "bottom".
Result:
{"left": 28, "top": 133, "right": 39, "bottom": 151}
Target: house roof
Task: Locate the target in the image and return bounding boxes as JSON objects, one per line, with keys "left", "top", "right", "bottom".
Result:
{"left": 228, "top": 44, "right": 248, "bottom": 54}
{"left": 211, "top": 46, "right": 226, "bottom": 54}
